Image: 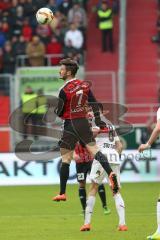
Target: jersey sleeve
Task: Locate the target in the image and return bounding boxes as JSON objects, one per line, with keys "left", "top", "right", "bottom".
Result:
{"left": 54, "top": 89, "right": 66, "bottom": 117}
{"left": 157, "top": 108, "right": 160, "bottom": 121}
{"left": 88, "top": 90, "right": 101, "bottom": 120}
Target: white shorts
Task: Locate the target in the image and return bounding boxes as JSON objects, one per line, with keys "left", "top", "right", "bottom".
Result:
{"left": 90, "top": 159, "right": 121, "bottom": 187}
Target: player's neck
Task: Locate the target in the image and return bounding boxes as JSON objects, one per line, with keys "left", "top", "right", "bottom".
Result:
{"left": 64, "top": 76, "right": 76, "bottom": 83}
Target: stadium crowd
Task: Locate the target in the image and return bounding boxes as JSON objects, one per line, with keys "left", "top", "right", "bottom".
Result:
{"left": 0, "top": 0, "right": 88, "bottom": 74}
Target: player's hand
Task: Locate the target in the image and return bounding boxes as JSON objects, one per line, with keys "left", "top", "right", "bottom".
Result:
{"left": 138, "top": 143, "right": 150, "bottom": 152}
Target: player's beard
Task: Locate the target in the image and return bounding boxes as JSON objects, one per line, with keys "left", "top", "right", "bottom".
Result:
{"left": 60, "top": 75, "right": 67, "bottom": 81}
{"left": 60, "top": 74, "right": 67, "bottom": 81}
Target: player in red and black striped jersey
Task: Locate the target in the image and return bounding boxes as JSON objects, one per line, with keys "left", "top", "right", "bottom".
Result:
{"left": 52, "top": 58, "right": 119, "bottom": 201}
{"left": 74, "top": 141, "right": 110, "bottom": 215}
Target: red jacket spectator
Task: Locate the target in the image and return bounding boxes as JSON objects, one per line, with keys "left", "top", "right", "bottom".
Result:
{"left": 22, "top": 19, "right": 32, "bottom": 42}
{"left": 46, "top": 36, "right": 62, "bottom": 65}
{"left": 0, "top": 1, "right": 11, "bottom": 10}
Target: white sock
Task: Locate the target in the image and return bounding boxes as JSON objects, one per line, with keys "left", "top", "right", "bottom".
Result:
{"left": 156, "top": 200, "right": 160, "bottom": 234}
{"left": 114, "top": 193, "right": 126, "bottom": 226}
{"left": 84, "top": 196, "right": 96, "bottom": 225}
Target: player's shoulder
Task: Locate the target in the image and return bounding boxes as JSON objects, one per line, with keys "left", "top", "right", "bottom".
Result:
{"left": 63, "top": 79, "right": 82, "bottom": 92}
{"left": 64, "top": 79, "right": 90, "bottom": 92}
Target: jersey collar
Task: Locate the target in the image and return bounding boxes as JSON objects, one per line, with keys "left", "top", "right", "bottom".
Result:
{"left": 60, "top": 78, "right": 77, "bottom": 90}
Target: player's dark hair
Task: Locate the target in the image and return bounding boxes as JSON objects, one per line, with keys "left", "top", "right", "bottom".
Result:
{"left": 60, "top": 58, "right": 79, "bottom": 76}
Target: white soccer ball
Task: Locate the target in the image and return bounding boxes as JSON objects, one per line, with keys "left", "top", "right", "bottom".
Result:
{"left": 36, "top": 7, "right": 54, "bottom": 25}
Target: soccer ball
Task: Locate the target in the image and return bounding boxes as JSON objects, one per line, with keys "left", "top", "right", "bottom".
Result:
{"left": 36, "top": 8, "right": 54, "bottom": 25}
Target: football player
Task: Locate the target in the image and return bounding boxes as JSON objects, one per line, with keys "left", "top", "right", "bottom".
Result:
{"left": 80, "top": 124, "right": 128, "bottom": 232}
{"left": 74, "top": 141, "right": 111, "bottom": 215}
{"left": 138, "top": 107, "right": 160, "bottom": 240}
{"left": 52, "top": 58, "right": 119, "bottom": 201}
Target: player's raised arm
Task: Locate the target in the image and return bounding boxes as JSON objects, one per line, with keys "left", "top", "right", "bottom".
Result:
{"left": 88, "top": 90, "right": 106, "bottom": 128}
{"left": 115, "top": 138, "right": 123, "bottom": 155}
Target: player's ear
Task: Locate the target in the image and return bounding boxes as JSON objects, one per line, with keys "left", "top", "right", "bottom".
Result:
{"left": 67, "top": 70, "right": 71, "bottom": 76}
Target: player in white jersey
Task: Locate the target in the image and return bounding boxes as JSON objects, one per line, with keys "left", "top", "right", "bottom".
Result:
{"left": 138, "top": 108, "right": 160, "bottom": 240}
{"left": 80, "top": 124, "right": 128, "bottom": 232}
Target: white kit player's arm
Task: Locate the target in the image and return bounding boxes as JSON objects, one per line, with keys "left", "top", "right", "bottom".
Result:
{"left": 115, "top": 139, "right": 123, "bottom": 155}
{"left": 92, "top": 126, "right": 100, "bottom": 138}
{"left": 114, "top": 132, "right": 123, "bottom": 154}
{"left": 138, "top": 121, "right": 160, "bottom": 152}
{"left": 138, "top": 108, "right": 160, "bottom": 152}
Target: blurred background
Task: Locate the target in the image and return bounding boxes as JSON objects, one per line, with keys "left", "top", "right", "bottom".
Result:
{"left": 0, "top": 0, "right": 160, "bottom": 185}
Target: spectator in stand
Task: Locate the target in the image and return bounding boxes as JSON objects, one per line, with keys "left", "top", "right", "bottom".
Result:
{"left": 22, "top": 18, "right": 33, "bottom": 42}
{"left": 14, "top": 35, "right": 27, "bottom": 56}
{"left": 3, "top": 41, "right": 15, "bottom": 73}
{"left": 56, "top": 0, "right": 63, "bottom": 6}
{"left": 97, "top": 0, "right": 114, "bottom": 52}
{"left": 10, "top": 0, "right": 20, "bottom": 19}
{"left": 46, "top": 35, "right": 63, "bottom": 65}
{"left": 64, "top": 22, "right": 84, "bottom": 52}
{"left": 26, "top": 35, "right": 45, "bottom": 66}
{"left": 46, "top": 0, "right": 57, "bottom": 13}
{"left": 1, "top": 10, "right": 11, "bottom": 26}
{"left": 58, "top": 0, "right": 73, "bottom": 16}
{"left": 11, "top": 35, "right": 19, "bottom": 56}
{"left": 19, "top": 0, "right": 26, "bottom": 8}
{"left": 72, "top": 52, "right": 83, "bottom": 65}
{"left": 36, "top": 24, "right": 51, "bottom": 45}
{"left": 0, "top": 0, "right": 11, "bottom": 11}
{"left": 53, "top": 10, "right": 68, "bottom": 30}
{"left": 68, "top": 2, "right": 87, "bottom": 31}
{"left": 1, "top": 21, "right": 10, "bottom": 39}
{"left": 0, "top": 48, "right": 3, "bottom": 73}
{"left": 63, "top": 41, "right": 77, "bottom": 58}
{"left": 59, "top": 17, "right": 69, "bottom": 43}
{"left": 11, "top": 5, "right": 24, "bottom": 36}
{"left": 31, "top": 0, "right": 48, "bottom": 9}
{"left": 0, "top": 22, "right": 6, "bottom": 47}
{"left": 23, "top": 0, "right": 35, "bottom": 18}
{"left": 54, "top": 27, "right": 65, "bottom": 44}
{"left": 63, "top": 41, "right": 83, "bottom": 65}
{"left": 80, "top": 0, "right": 89, "bottom": 10}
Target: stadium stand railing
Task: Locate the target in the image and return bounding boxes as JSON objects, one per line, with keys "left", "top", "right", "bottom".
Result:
{"left": 16, "top": 54, "right": 65, "bottom": 67}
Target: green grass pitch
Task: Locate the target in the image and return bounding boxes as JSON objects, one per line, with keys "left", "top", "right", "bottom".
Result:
{"left": 0, "top": 182, "right": 159, "bottom": 240}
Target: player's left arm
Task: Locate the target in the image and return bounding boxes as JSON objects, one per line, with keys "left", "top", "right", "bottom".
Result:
{"left": 88, "top": 90, "right": 106, "bottom": 128}
{"left": 54, "top": 89, "right": 66, "bottom": 117}
{"left": 138, "top": 120, "right": 160, "bottom": 152}
{"left": 115, "top": 138, "right": 123, "bottom": 155}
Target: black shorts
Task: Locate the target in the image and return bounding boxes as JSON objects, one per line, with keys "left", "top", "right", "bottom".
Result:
{"left": 59, "top": 118, "right": 95, "bottom": 150}
{"left": 76, "top": 161, "right": 92, "bottom": 182}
